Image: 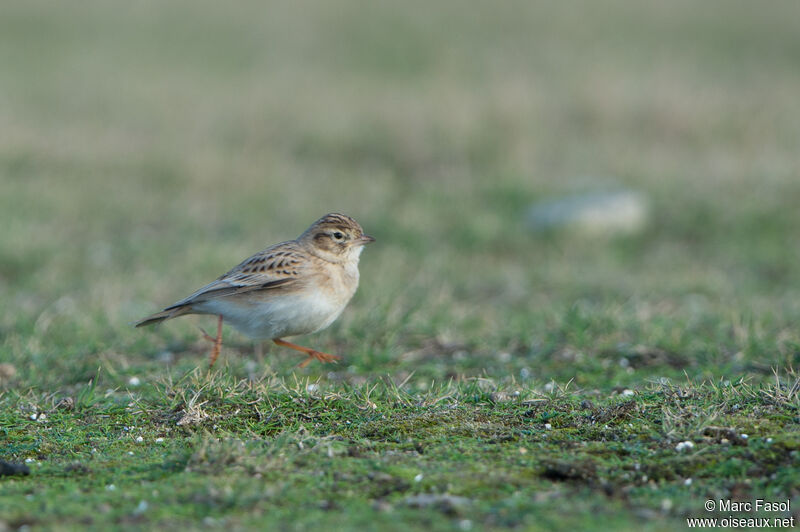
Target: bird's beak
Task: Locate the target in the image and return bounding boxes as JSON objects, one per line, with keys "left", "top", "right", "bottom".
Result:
{"left": 357, "top": 234, "right": 376, "bottom": 245}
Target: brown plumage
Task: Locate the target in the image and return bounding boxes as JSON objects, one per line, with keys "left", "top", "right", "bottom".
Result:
{"left": 136, "top": 213, "right": 374, "bottom": 368}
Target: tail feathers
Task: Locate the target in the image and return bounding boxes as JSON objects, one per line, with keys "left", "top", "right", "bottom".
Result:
{"left": 134, "top": 306, "right": 191, "bottom": 328}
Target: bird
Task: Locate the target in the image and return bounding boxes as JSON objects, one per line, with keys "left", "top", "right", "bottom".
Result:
{"left": 135, "top": 213, "right": 374, "bottom": 368}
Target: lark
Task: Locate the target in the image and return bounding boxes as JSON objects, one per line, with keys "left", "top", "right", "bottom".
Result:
{"left": 136, "top": 213, "right": 374, "bottom": 368}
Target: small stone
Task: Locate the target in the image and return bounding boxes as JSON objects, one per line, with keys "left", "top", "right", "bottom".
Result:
{"left": 133, "top": 500, "right": 148, "bottom": 515}
{"left": 675, "top": 441, "right": 695, "bottom": 452}
{"left": 414, "top": 474, "right": 424, "bottom": 483}
{"left": 684, "top": 478, "right": 692, "bottom": 486}
{"left": 526, "top": 189, "right": 649, "bottom": 237}
{"left": 128, "top": 377, "right": 141, "bottom": 387}
{"left": 544, "top": 423, "right": 552, "bottom": 430}
{"left": 621, "top": 389, "right": 635, "bottom": 397}
{"left": 135, "top": 436, "right": 144, "bottom": 443}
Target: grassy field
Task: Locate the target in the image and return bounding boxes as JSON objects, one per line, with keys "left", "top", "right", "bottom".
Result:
{"left": 1, "top": 0, "right": 800, "bottom": 530}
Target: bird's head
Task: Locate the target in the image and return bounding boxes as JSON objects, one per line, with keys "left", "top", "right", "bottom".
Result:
{"left": 299, "top": 213, "right": 374, "bottom": 262}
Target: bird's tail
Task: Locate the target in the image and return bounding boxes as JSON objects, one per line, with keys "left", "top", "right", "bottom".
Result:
{"left": 134, "top": 306, "right": 191, "bottom": 328}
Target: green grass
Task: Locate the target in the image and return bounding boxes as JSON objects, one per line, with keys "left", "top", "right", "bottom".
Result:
{"left": 1, "top": 0, "right": 800, "bottom": 530}
{"left": 2, "top": 374, "right": 798, "bottom": 530}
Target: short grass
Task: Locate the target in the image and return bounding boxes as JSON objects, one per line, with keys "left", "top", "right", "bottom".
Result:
{"left": 1, "top": 0, "right": 800, "bottom": 530}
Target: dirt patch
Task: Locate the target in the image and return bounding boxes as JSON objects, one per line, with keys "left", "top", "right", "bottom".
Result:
{"left": 0, "top": 460, "right": 30, "bottom": 477}
{"left": 540, "top": 458, "right": 597, "bottom": 482}
{"left": 602, "top": 345, "right": 689, "bottom": 369}
{"left": 589, "top": 400, "right": 637, "bottom": 424}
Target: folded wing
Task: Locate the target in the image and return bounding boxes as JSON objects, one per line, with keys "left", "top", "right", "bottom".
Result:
{"left": 135, "top": 242, "right": 308, "bottom": 327}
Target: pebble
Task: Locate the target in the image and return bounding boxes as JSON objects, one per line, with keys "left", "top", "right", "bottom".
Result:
{"left": 526, "top": 189, "right": 649, "bottom": 236}
{"left": 133, "top": 500, "right": 148, "bottom": 515}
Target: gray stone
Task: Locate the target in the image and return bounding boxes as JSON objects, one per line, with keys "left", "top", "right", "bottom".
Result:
{"left": 526, "top": 189, "right": 649, "bottom": 236}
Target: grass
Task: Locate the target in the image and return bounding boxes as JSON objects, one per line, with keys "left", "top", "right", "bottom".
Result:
{"left": 1, "top": 374, "right": 798, "bottom": 530}
{"left": 1, "top": 0, "right": 800, "bottom": 530}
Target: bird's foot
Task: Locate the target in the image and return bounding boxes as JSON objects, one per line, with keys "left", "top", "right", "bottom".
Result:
{"left": 297, "top": 350, "right": 342, "bottom": 368}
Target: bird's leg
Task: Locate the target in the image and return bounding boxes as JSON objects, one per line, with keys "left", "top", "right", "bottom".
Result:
{"left": 201, "top": 315, "right": 223, "bottom": 368}
{"left": 272, "top": 338, "right": 342, "bottom": 368}
{"left": 198, "top": 328, "right": 216, "bottom": 343}
{"left": 254, "top": 341, "right": 264, "bottom": 363}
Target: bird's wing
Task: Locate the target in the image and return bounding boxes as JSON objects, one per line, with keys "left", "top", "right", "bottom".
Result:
{"left": 165, "top": 242, "right": 308, "bottom": 309}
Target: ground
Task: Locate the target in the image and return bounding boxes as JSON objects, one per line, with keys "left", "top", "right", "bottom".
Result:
{"left": 1, "top": 1, "right": 799, "bottom": 530}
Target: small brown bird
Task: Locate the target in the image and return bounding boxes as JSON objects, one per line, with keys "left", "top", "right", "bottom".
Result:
{"left": 136, "top": 213, "right": 374, "bottom": 368}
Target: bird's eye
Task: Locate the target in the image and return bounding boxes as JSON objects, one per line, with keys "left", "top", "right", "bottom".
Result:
{"left": 332, "top": 231, "right": 345, "bottom": 240}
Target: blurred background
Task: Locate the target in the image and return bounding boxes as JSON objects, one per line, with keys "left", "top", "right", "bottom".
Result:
{"left": 2, "top": 0, "right": 799, "bottom": 389}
